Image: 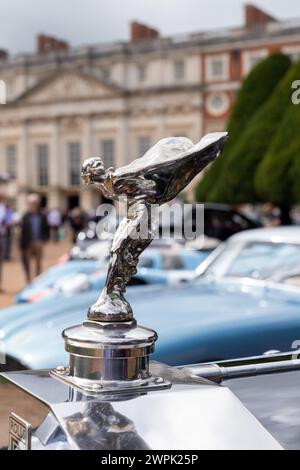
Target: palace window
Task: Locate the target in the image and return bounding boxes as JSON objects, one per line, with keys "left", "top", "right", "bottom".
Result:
{"left": 242, "top": 49, "right": 268, "bottom": 75}
{"left": 205, "top": 54, "right": 229, "bottom": 81}
{"left": 6, "top": 144, "right": 16, "bottom": 180}
{"left": 211, "top": 59, "right": 223, "bottom": 76}
{"left": 102, "top": 68, "right": 110, "bottom": 81}
{"left": 282, "top": 46, "right": 300, "bottom": 63}
{"left": 101, "top": 139, "right": 115, "bottom": 168}
{"left": 249, "top": 56, "right": 262, "bottom": 69}
{"left": 68, "top": 142, "right": 81, "bottom": 186}
{"left": 288, "top": 52, "right": 300, "bottom": 63}
{"left": 137, "top": 64, "right": 147, "bottom": 82}
{"left": 138, "top": 136, "right": 151, "bottom": 156}
{"left": 174, "top": 59, "right": 185, "bottom": 80}
{"left": 36, "top": 144, "right": 49, "bottom": 186}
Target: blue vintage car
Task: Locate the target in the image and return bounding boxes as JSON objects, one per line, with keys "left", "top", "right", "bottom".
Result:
{"left": 15, "top": 248, "right": 206, "bottom": 303}
{"left": 2, "top": 226, "right": 300, "bottom": 371}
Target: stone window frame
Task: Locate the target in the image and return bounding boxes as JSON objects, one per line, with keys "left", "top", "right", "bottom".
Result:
{"left": 205, "top": 54, "right": 229, "bottom": 82}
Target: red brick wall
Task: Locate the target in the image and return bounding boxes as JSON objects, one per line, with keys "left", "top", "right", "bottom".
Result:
{"left": 202, "top": 38, "right": 300, "bottom": 132}
{"left": 230, "top": 49, "right": 242, "bottom": 81}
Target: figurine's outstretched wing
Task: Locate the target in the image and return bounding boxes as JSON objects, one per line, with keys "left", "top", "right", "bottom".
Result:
{"left": 113, "top": 132, "right": 227, "bottom": 203}
{"left": 115, "top": 132, "right": 227, "bottom": 178}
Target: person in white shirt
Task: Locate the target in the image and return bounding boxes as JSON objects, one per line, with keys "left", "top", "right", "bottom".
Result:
{"left": 47, "top": 208, "right": 62, "bottom": 242}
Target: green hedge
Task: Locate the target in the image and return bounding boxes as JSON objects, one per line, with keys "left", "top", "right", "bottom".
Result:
{"left": 208, "top": 59, "right": 300, "bottom": 203}
{"left": 195, "top": 53, "right": 291, "bottom": 202}
{"left": 218, "top": 63, "right": 300, "bottom": 203}
{"left": 254, "top": 101, "right": 300, "bottom": 205}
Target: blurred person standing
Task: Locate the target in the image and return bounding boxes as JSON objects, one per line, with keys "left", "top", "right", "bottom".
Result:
{"left": 0, "top": 194, "right": 7, "bottom": 292}
{"left": 20, "top": 194, "right": 49, "bottom": 283}
{"left": 4, "top": 202, "right": 16, "bottom": 260}
{"left": 68, "top": 207, "right": 87, "bottom": 244}
{"left": 260, "top": 203, "right": 282, "bottom": 227}
{"left": 47, "top": 208, "right": 62, "bottom": 243}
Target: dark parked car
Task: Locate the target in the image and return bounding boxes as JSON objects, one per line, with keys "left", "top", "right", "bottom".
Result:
{"left": 74, "top": 204, "right": 259, "bottom": 254}
{"left": 190, "top": 203, "right": 261, "bottom": 241}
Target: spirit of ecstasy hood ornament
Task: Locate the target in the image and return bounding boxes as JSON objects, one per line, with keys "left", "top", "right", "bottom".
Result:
{"left": 82, "top": 133, "right": 227, "bottom": 322}
{"left": 59, "top": 132, "right": 227, "bottom": 391}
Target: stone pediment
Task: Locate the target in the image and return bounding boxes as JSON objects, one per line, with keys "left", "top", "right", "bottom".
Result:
{"left": 17, "top": 69, "right": 121, "bottom": 104}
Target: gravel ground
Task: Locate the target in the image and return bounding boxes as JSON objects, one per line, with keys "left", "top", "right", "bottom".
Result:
{"left": 0, "top": 238, "right": 72, "bottom": 308}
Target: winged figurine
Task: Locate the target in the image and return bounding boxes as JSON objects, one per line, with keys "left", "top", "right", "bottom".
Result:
{"left": 82, "top": 132, "right": 227, "bottom": 322}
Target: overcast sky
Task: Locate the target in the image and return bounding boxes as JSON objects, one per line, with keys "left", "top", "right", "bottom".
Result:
{"left": 1, "top": 0, "right": 300, "bottom": 55}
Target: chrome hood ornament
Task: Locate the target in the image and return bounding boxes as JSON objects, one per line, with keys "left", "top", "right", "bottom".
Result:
{"left": 82, "top": 133, "right": 228, "bottom": 322}
{"left": 59, "top": 132, "right": 228, "bottom": 392}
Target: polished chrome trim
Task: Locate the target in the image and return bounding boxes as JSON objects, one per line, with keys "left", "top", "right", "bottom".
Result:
{"left": 184, "top": 356, "right": 300, "bottom": 383}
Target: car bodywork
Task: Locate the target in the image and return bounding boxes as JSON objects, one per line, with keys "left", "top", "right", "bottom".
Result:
{"left": 15, "top": 249, "right": 206, "bottom": 303}
{"left": 2, "top": 226, "right": 300, "bottom": 371}
{"left": 2, "top": 276, "right": 300, "bottom": 370}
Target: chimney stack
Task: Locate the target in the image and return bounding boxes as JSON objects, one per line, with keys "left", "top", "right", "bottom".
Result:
{"left": 0, "top": 50, "right": 8, "bottom": 61}
{"left": 245, "top": 4, "right": 277, "bottom": 29}
{"left": 37, "top": 34, "right": 69, "bottom": 55}
{"left": 130, "top": 21, "right": 160, "bottom": 42}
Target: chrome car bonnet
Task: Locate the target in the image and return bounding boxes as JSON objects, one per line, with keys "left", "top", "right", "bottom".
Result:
{"left": 0, "top": 364, "right": 282, "bottom": 450}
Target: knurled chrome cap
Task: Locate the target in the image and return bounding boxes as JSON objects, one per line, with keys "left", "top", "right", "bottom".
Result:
{"left": 63, "top": 319, "right": 157, "bottom": 356}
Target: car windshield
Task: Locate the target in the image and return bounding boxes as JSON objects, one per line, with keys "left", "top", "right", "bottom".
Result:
{"left": 138, "top": 256, "right": 155, "bottom": 269}
{"left": 199, "top": 241, "right": 300, "bottom": 283}
{"left": 138, "top": 254, "right": 185, "bottom": 270}
{"left": 161, "top": 254, "right": 184, "bottom": 270}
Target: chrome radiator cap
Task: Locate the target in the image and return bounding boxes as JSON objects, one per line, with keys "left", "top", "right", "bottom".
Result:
{"left": 54, "top": 320, "right": 170, "bottom": 393}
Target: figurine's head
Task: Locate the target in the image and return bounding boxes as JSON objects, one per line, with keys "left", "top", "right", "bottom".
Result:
{"left": 81, "top": 157, "right": 107, "bottom": 184}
